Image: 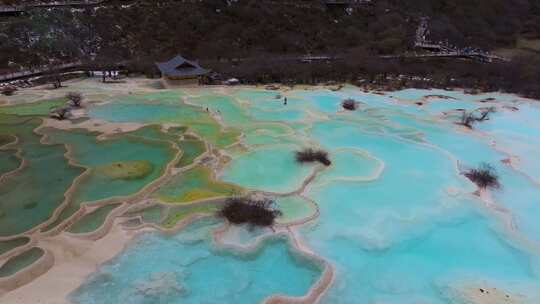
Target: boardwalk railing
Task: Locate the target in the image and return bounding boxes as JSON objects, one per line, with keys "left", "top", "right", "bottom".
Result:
{"left": 0, "top": 6, "right": 24, "bottom": 13}
{"left": 1, "top": 0, "right": 108, "bottom": 13}
{"left": 410, "top": 17, "right": 509, "bottom": 63}
{"left": 380, "top": 52, "right": 509, "bottom": 63}
{"left": 0, "top": 62, "right": 82, "bottom": 83}
{"left": 25, "top": 0, "right": 107, "bottom": 8}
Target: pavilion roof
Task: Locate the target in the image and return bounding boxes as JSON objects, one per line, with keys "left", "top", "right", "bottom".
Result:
{"left": 156, "top": 55, "right": 209, "bottom": 77}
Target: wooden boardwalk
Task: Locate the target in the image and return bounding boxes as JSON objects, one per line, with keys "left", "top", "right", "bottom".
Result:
{"left": 25, "top": 0, "right": 108, "bottom": 8}
{"left": 1, "top": 0, "right": 109, "bottom": 14}
{"left": 323, "top": 0, "right": 372, "bottom": 5}
{"left": 1, "top": 0, "right": 373, "bottom": 14}
{"left": 406, "top": 17, "right": 509, "bottom": 63}
{"left": 0, "top": 6, "right": 24, "bottom": 13}
{"left": 0, "top": 62, "right": 82, "bottom": 83}
{"left": 381, "top": 52, "right": 509, "bottom": 63}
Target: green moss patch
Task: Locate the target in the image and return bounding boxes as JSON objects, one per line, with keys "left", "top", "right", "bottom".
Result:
{"left": 95, "top": 160, "right": 154, "bottom": 180}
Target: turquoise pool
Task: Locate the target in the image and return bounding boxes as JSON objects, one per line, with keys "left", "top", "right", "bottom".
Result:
{"left": 73, "top": 87, "right": 540, "bottom": 304}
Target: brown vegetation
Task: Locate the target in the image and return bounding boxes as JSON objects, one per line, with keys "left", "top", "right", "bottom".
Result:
{"left": 296, "top": 148, "right": 331, "bottom": 166}
{"left": 66, "top": 92, "right": 83, "bottom": 107}
{"left": 342, "top": 98, "right": 358, "bottom": 111}
{"left": 0, "top": 1, "right": 539, "bottom": 97}
{"left": 217, "top": 197, "right": 282, "bottom": 228}
{"left": 458, "top": 107, "right": 496, "bottom": 129}
{"left": 49, "top": 106, "right": 70, "bottom": 120}
{"left": 464, "top": 163, "right": 501, "bottom": 189}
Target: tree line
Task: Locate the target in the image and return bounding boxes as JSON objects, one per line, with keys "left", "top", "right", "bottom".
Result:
{"left": 0, "top": 0, "right": 539, "bottom": 97}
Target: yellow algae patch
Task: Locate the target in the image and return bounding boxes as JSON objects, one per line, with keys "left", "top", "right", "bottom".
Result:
{"left": 95, "top": 160, "right": 154, "bottom": 180}
{"left": 179, "top": 189, "right": 225, "bottom": 202}
{"left": 155, "top": 166, "right": 243, "bottom": 204}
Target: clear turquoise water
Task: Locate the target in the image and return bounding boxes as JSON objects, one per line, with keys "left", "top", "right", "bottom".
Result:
{"left": 243, "top": 123, "right": 298, "bottom": 146}
{"left": 275, "top": 195, "right": 317, "bottom": 225}
{"left": 186, "top": 94, "right": 252, "bottom": 126}
{"left": 249, "top": 107, "right": 306, "bottom": 123}
{"left": 88, "top": 92, "right": 240, "bottom": 148}
{"left": 74, "top": 88, "right": 540, "bottom": 304}
{"left": 220, "top": 145, "right": 314, "bottom": 193}
{"left": 314, "top": 148, "right": 383, "bottom": 185}
{"left": 71, "top": 219, "right": 321, "bottom": 304}
{"left": 231, "top": 88, "right": 540, "bottom": 302}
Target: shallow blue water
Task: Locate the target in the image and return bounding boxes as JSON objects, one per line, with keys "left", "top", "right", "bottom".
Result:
{"left": 75, "top": 87, "right": 540, "bottom": 304}
{"left": 220, "top": 144, "right": 314, "bottom": 193}
{"left": 71, "top": 219, "right": 321, "bottom": 304}
{"left": 245, "top": 88, "right": 540, "bottom": 302}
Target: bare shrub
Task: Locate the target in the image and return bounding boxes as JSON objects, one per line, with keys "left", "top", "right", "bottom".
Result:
{"left": 342, "top": 98, "right": 357, "bottom": 111}
{"left": 217, "top": 197, "right": 282, "bottom": 227}
{"left": 49, "top": 107, "right": 71, "bottom": 120}
{"left": 458, "top": 107, "right": 496, "bottom": 128}
{"left": 296, "top": 148, "right": 331, "bottom": 166}
{"left": 66, "top": 92, "right": 83, "bottom": 107}
{"left": 464, "top": 163, "right": 500, "bottom": 189}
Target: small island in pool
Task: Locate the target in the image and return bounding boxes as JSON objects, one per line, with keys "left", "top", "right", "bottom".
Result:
{"left": 2, "top": 77, "right": 540, "bottom": 304}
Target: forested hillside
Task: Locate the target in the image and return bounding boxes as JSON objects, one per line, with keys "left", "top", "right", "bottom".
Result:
{"left": 1, "top": 0, "right": 539, "bottom": 96}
